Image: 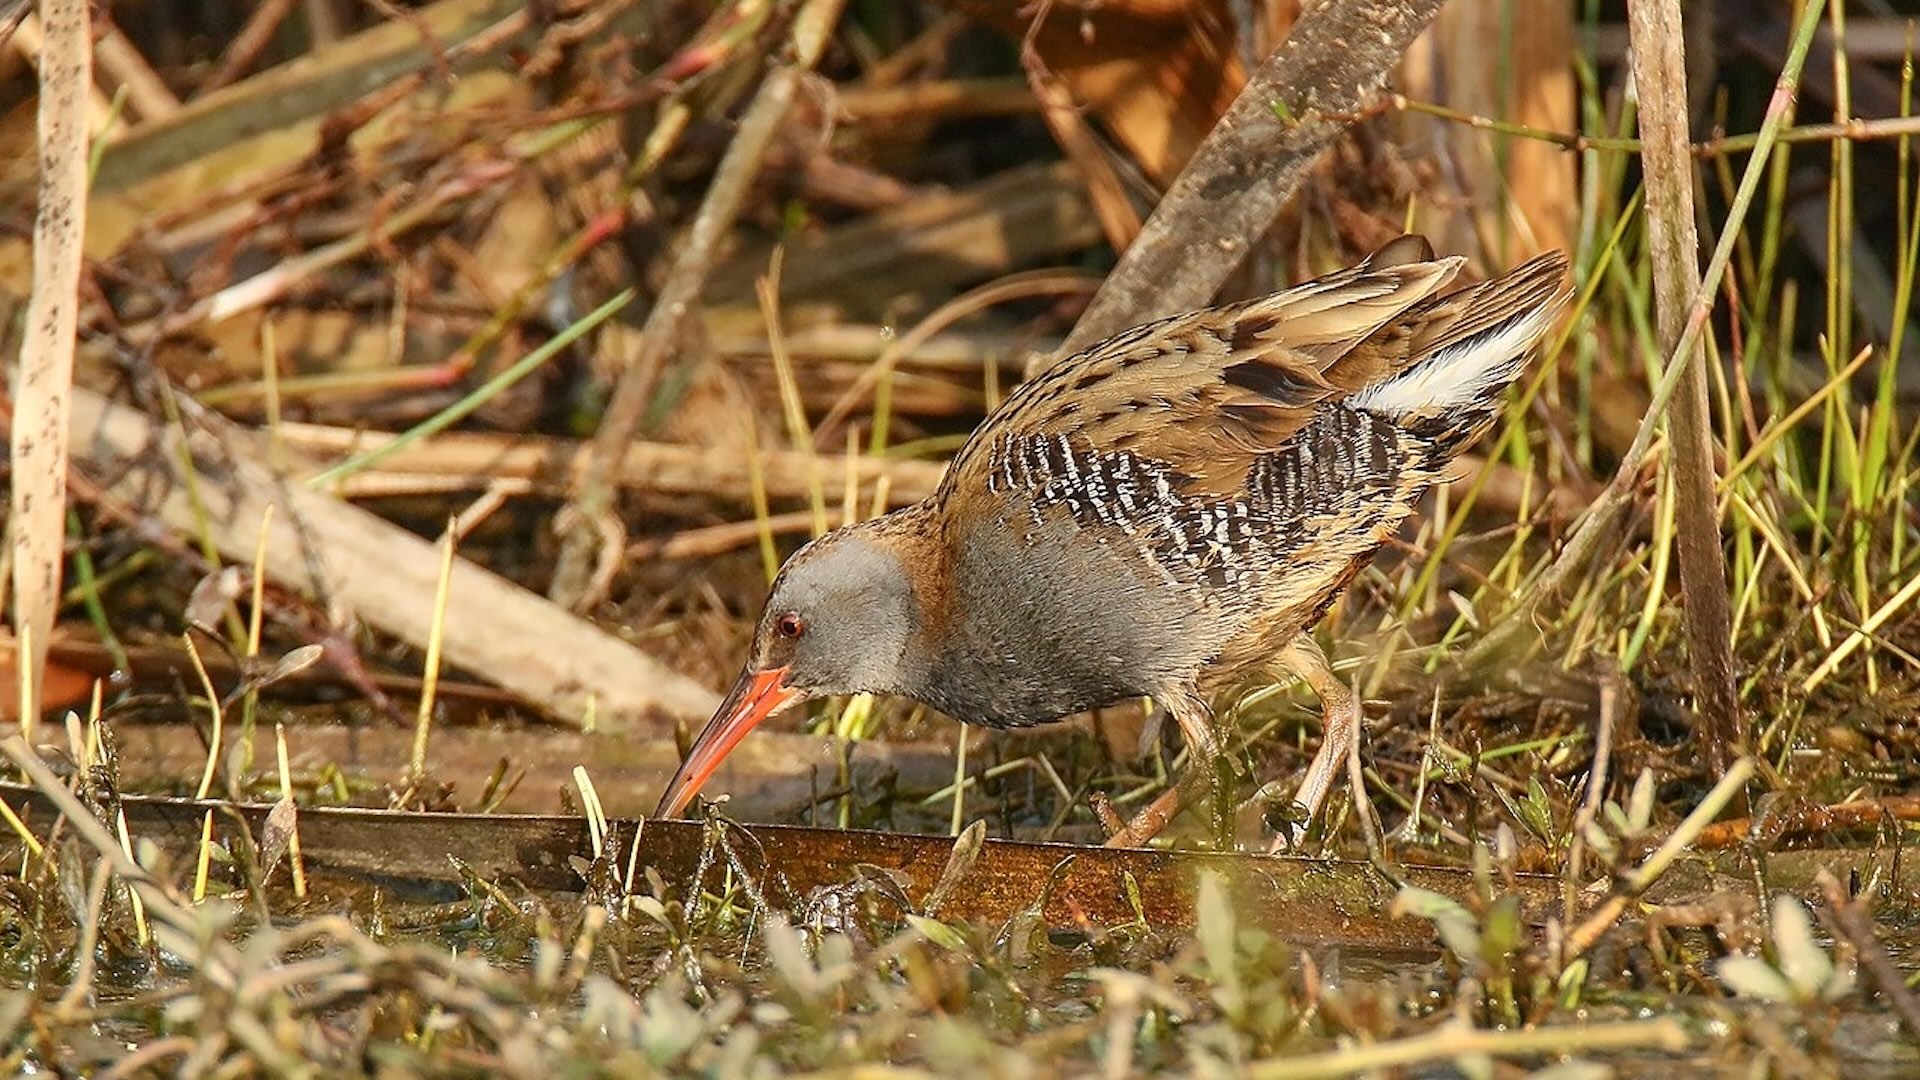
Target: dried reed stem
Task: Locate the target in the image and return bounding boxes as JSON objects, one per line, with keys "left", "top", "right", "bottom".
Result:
{"left": 9, "top": 0, "right": 90, "bottom": 727}
{"left": 1627, "top": 0, "right": 1742, "bottom": 771}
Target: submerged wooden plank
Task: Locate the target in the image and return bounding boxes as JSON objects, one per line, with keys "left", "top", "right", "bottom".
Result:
{"left": 2, "top": 785, "right": 1566, "bottom": 951}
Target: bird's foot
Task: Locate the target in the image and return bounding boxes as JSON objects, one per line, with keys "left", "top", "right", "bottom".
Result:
{"left": 1101, "top": 785, "right": 1184, "bottom": 848}
{"left": 1099, "top": 690, "right": 1223, "bottom": 848}
{"left": 1100, "top": 760, "right": 1218, "bottom": 848}
{"left": 1251, "top": 783, "right": 1314, "bottom": 854}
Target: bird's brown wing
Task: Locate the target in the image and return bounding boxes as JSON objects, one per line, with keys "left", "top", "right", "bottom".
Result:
{"left": 941, "top": 242, "right": 1466, "bottom": 503}
{"left": 1333, "top": 250, "right": 1569, "bottom": 390}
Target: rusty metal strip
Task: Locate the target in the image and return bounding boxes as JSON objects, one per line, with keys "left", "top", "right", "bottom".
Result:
{"left": 2, "top": 785, "right": 1566, "bottom": 950}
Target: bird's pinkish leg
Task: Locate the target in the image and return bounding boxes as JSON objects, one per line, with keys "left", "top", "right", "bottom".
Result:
{"left": 1275, "top": 636, "right": 1362, "bottom": 846}
{"left": 1102, "top": 691, "right": 1217, "bottom": 849}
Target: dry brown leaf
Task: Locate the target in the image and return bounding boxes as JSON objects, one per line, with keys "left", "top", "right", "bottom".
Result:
{"left": 0, "top": 629, "right": 97, "bottom": 723}
{"left": 944, "top": 0, "right": 1254, "bottom": 186}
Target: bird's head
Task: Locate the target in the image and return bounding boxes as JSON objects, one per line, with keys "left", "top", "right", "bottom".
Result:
{"left": 654, "top": 522, "right": 921, "bottom": 817}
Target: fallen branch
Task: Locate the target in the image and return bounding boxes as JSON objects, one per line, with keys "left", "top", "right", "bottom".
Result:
{"left": 97, "top": 720, "right": 953, "bottom": 821}
{"left": 66, "top": 387, "right": 719, "bottom": 731}
{"left": 1057, "top": 0, "right": 1448, "bottom": 356}
{"left": 1691, "top": 794, "right": 1920, "bottom": 851}
{"left": 4, "top": 783, "right": 1572, "bottom": 947}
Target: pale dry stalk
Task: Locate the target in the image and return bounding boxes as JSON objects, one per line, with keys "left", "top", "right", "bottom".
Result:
{"left": 9, "top": 0, "right": 90, "bottom": 727}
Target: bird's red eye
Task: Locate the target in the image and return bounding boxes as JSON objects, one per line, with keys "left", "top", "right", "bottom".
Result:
{"left": 775, "top": 612, "right": 806, "bottom": 639}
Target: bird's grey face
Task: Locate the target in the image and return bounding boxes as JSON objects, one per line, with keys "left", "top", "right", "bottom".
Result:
{"left": 654, "top": 525, "right": 917, "bottom": 818}
{"left": 752, "top": 529, "right": 917, "bottom": 696}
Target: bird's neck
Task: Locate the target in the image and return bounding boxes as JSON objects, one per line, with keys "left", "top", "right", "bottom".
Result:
{"left": 862, "top": 501, "right": 1030, "bottom": 726}
{"left": 842, "top": 500, "right": 952, "bottom": 679}
{"left": 891, "top": 509, "right": 1153, "bottom": 728}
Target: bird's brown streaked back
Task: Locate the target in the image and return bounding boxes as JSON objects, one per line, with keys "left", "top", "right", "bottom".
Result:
{"left": 939, "top": 245, "right": 1471, "bottom": 500}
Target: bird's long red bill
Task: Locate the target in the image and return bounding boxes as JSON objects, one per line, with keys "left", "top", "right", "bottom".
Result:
{"left": 655, "top": 666, "right": 797, "bottom": 817}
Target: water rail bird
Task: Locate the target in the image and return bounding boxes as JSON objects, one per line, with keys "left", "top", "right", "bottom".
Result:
{"left": 655, "top": 236, "right": 1570, "bottom": 845}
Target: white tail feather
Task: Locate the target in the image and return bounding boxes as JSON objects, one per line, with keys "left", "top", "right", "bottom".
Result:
{"left": 1347, "top": 306, "right": 1554, "bottom": 417}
